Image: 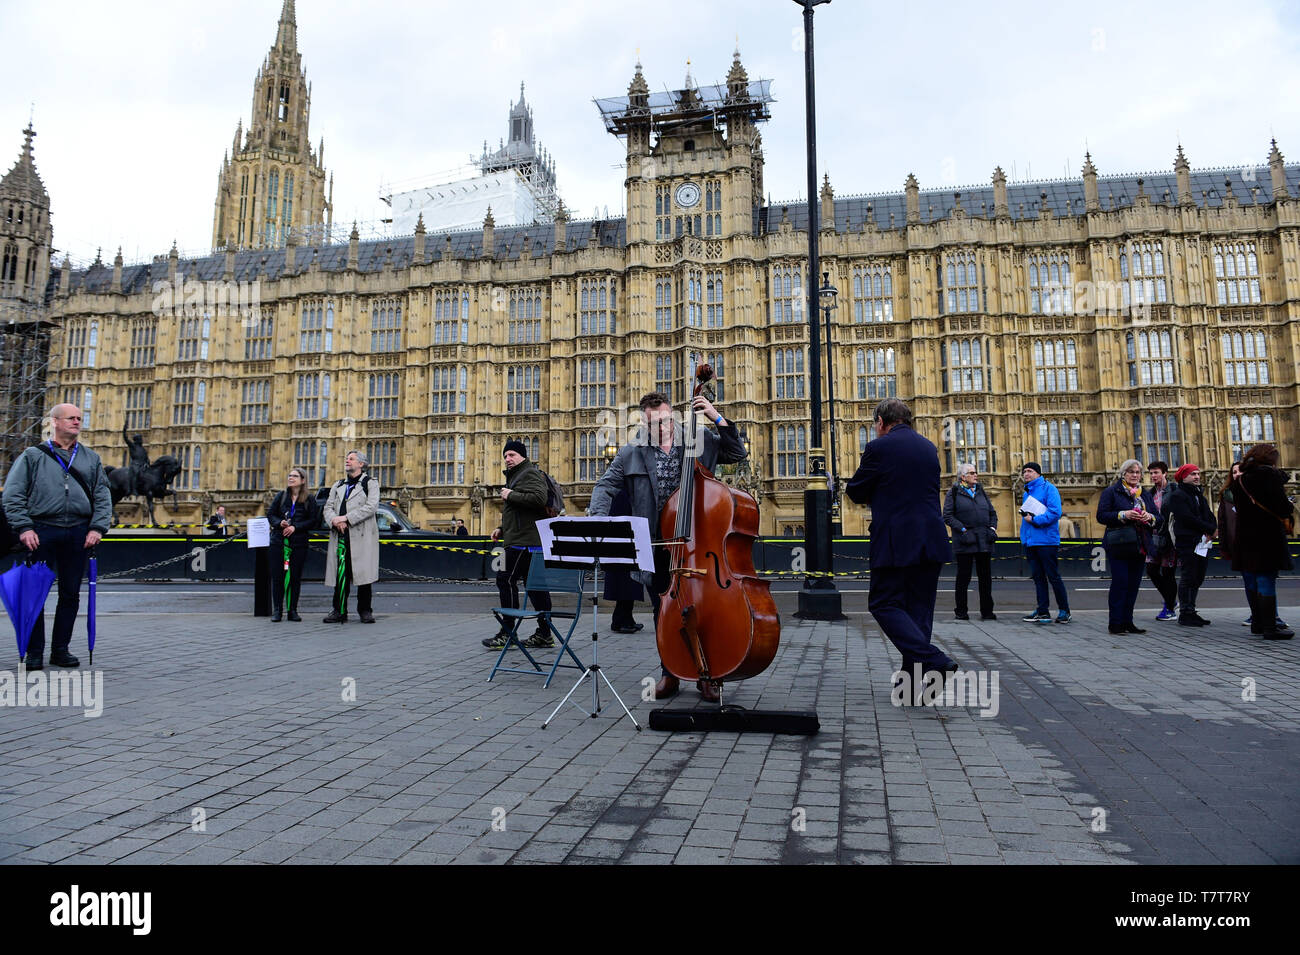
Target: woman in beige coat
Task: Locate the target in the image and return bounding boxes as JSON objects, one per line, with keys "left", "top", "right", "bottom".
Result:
{"left": 323, "top": 450, "right": 381, "bottom": 623}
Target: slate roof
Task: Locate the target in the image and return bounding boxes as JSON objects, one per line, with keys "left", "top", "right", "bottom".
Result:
{"left": 764, "top": 164, "right": 1300, "bottom": 232}
{"left": 58, "top": 163, "right": 1299, "bottom": 298}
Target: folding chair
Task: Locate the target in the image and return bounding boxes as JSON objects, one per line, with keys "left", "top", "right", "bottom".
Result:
{"left": 488, "top": 558, "right": 587, "bottom": 688}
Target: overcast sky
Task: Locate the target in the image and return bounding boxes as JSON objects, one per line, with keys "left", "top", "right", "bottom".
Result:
{"left": 2, "top": 0, "right": 1297, "bottom": 267}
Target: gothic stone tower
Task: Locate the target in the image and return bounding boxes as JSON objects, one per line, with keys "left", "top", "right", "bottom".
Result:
{"left": 0, "top": 124, "right": 54, "bottom": 474}
{"left": 0, "top": 124, "right": 52, "bottom": 303}
{"left": 210, "top": 0, "right": 332, "bottom": 251}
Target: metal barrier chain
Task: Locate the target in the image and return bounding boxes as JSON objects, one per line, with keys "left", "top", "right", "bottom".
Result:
{"left": 304, "top": 539, "right": 498, "bottom": 587}
{"left": 98, "top": 535, "right": 241, "bottom": 579}
{"left": 380, "top": 565, "right": 498, "bottom": 586}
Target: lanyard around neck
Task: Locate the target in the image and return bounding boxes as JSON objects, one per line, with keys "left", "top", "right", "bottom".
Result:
{"left": 48, "top": 441, "right": 78, "bottom": 473}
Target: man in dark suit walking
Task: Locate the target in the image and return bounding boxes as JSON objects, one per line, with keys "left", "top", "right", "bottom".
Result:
{"left": 846, "top": 398, "right": 958, "bottom": 702}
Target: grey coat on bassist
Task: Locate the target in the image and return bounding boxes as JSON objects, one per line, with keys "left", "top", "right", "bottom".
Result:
{"left": 588, "top": 420, "right": 746, "bottom": 585}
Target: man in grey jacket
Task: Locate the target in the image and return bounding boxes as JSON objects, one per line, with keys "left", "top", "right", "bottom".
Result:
{"left": 2, "top": 404, "right": 112, "bottom": 669}
{"left": 589, "top": 390, "right": 746, "bottom": 701}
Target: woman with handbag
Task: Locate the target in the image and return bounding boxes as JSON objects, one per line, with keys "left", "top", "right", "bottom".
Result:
{"left": 942, "top": 463, "right": 998, "bottom": 620}
{"left": 1097, "top": 460, "right": 1156, "bottom": 634}
{"left": 1232, "top": 444, "right": 1295, "bottom": 640}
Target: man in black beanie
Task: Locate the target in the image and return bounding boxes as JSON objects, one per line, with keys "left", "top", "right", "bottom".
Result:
{"left": 484, "top": 440, "right": 554, "bottom": 649}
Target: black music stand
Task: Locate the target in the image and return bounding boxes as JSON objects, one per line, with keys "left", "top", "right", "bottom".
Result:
{"left": 539, "top": 517, "right": 648, "bottom": 731}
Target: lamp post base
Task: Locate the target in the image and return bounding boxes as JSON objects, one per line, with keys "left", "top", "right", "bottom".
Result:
{"left": 796, "top": 586, "right": 844, "bottom": 620}
{"left": 794, "top": 484, "right": 845, "bottom": 621}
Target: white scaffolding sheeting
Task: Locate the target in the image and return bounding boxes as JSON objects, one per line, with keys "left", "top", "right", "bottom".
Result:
{"left": 389, "top": 172, "right": 538, "bottom": 235}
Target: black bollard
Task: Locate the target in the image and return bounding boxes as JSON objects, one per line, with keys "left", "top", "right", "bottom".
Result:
{"left": 253, "top": 547, "right": 270, "bottom": 616}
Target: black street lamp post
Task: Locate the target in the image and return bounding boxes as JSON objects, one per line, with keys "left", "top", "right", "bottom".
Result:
{"left": 820, "top": 270, "right": 841, "bottom": 536}
{"left": 793, "top": 0, "right": 842, "bottom": 620}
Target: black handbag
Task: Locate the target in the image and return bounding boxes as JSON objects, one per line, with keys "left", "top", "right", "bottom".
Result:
{"left": 1103, "top": 524, "right": 1141, "bottom": 558}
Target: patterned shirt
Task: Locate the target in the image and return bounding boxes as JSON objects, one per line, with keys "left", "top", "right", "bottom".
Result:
{"left": 653, "top": 442, "right": 683, "bottom": 514}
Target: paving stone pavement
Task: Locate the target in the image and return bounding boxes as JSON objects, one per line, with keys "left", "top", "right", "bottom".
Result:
{"left": 1, "top": 599, "right": 1296, "bottom": 865}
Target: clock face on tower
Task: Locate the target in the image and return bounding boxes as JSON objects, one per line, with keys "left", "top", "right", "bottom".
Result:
{"left": 675, "top": 182, "right": 702, "bottom": 209}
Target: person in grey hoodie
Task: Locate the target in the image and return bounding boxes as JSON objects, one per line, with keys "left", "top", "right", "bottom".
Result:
{"left": 2, "top": 404, "right": 112, "bottom": 669}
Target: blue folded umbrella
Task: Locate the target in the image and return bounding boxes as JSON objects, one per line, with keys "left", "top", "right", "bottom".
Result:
{"left": 0, "top": 557, "right": 57, "bottom": 662}
{"left": 87, "top": 549, "right": 97, "bottom": 665}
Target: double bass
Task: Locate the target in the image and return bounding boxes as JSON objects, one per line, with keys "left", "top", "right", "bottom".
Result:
{"left": 656, "top": 364, "right": 781, "bottom": 690}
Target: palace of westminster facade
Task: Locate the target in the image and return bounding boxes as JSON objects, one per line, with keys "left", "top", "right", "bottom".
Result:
{"left": 5, "top": 2, "right": 1298, "bottom": 537}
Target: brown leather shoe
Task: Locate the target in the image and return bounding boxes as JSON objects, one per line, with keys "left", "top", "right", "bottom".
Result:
{"left": 654, "top": 674, "right": 680, "bottom": 699}
{"left": 696, "top": 680, "right": 720, "bottom": 703}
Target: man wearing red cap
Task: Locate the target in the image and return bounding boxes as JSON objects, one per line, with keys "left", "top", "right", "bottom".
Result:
{"left": 1159, "top": 463, "right": 1217, "bottom": 626}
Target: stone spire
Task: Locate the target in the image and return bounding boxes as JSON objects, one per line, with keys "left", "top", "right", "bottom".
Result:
{"left": 992, "top": 166, "right": 1009, "bottom": 218}
{"left": 554, "top": 199, "right": 567, "bottom": 249}
{"left": 0, "top": 124, "right": 48, "bottom": 203}
{"left": 1269, "top": 138, "right": 1289, "bottom": 200}
{"left": 276, "top": 0, "right": 297, "bottom": 53}
{"left": 820, "top": 174, "right": 834, "bottom": 231}
{"left": 726, "top": 48, "right": 750, "bottom": 99}
{"left": 904, "top": 173, "right": 920, "bottom": 225}
{"left": 628, "top": 60, "right": 649, "bottom": 102}
{"left": 1081, "top": 152, "right": 1099, "bottom": 213}
{"left": 1174, "top": 145, "right": 1192, "bottom": 206}
{"left": 413, "top": 212, "right": 426, "bottom": 260}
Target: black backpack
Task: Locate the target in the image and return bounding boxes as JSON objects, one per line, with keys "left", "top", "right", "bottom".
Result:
{"left": 541, "top": 471, "right": 565, "bottom": 518}
{"left": 331, "top": 475, "right": 373, "bottom": 527}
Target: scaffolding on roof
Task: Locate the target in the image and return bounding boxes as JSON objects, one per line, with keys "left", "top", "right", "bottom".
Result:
{"left": 595, "top": 79, "right": 774, "bottom": 136}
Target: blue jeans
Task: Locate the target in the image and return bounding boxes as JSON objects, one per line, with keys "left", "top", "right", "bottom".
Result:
{"left": 1242, "top": 572, "right": 1277, "bottom": 598}
{"left": 1026, "top": 545, "right": 1070, "bottom": 615}
{"left": 26, "top": 522, "right": 90, "bottom": 659}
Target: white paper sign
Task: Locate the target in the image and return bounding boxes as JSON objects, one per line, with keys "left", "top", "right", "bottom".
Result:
{"left": 1194, "top": 535, "right": 1211, "bottom": 557}
{"left": 537, "top": 516, "right": 655, "bottom": 572}
{"left": 246, "top": 517, "right": 271, "bottom": 548}
{"left": 1020, "top": 495, "right": 1047, "bottom": 517}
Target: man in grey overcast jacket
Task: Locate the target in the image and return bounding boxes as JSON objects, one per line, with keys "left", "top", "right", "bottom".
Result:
{"left": 589, "top": 390, "right": 745, "bottom": 701}
{"left": 3, "top": 403, "right": 112, "bottom": 669}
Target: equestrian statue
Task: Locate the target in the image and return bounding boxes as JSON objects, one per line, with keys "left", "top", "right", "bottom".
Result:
{"left": 103, "top": 423, "right": 182, "bottom": 526}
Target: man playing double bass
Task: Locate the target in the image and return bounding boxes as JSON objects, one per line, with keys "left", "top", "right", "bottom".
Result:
{"left": 589, "top": 390, "right": 746, "bottom": 701}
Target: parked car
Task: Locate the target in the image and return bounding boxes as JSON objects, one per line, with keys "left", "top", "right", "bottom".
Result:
{"left": 312, "top": 487, "right": 454, "bottom": 539}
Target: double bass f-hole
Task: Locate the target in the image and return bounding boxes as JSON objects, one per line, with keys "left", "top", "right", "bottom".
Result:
{"left": 706, "top": 551, "right": 731, "bottom": 590}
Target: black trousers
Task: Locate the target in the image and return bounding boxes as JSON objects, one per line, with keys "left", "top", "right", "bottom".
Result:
{"left": 495, "top": 547, "right": 551, "bottom": 628}
{"left": 1146, "top": 562, "right": 1177, "bottom": 608}
{"left": 647, "top": 547, "right": 674, "bottom": 678}
{"left": 610, "top": 600, "right": 636, "bottom": 628}
{"left": 868, "top": 561, "right": 953, "bottom": 674}
{"left": 1176, "top": 550, "right": 1208, "bottom": 615}
{"left": 273, "top": 542, "right": 308, "bottom": 613}
{"left": 333, "top": 534, "right": 372, "bottom": 615}
{"left": 26, "top": 522, "right": 89, "bottom": 660}
{"left": 1108, "top": 555, "right": 1145, "bottom": 629}
{"left": 953, "top": 552, "right": 994, "bottom": 617}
